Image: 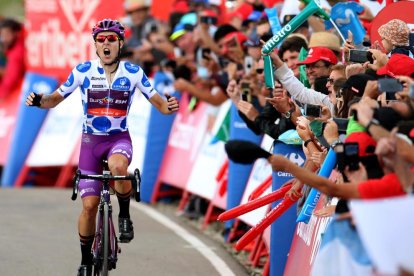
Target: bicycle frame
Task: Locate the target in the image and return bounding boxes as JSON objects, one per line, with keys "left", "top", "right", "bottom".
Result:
{"left": 72, "top": 166, "right": 141, "bottom": 275}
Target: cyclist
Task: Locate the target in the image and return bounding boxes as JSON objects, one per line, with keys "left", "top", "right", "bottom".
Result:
{"left": 25, "top": 19, "right": 179, "bottom": 276}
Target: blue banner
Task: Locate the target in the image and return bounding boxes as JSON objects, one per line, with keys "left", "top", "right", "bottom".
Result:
{"left": 1, "top": 72, "right": 58, "bottom": 187}
{"left": 226, "top": 105, "right": 262, "bottom": 230}
{"left": 270, "top": 141, "right": 305, "bottom": 276}
{"left": 297, "top": 148, "right": 337, "bottom": 223}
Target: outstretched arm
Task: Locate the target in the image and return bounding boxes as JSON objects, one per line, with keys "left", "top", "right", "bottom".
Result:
{"left": 25, "top": 90, "right": 65, "bottom": 109}
{"left": 268, "top": 154, "right": 360, "bottom": 199}
{"left": 148, "top": 93, "right": 179, "bottom": 114}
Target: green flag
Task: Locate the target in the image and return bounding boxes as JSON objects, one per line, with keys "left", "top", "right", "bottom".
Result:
{"left": 211, "top": 100, "right": 232, "bottom": 143}
{"left": 299, "top": 47, "right": 310, "bottom": 88}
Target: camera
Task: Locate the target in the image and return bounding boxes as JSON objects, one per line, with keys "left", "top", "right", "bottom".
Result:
{"left": 200, "top": 16, "right": 217, "bottom": 25}
{"left": 335, "top": 142, "right": 360, "bottom": 172}
{"left": 240, "top": 82, "right": 252, "bottom": 102}
{"left": 378, "top": 78, "right": 403, "bottom": 93}
{"left": 348, "top": 49, "right": 374, "bottom": 63}
{"left": 333, "top": 118, "right": 349, "bottom": 135}
{"left": 304, "top": 104, "right": 321, "bottom": 117}
{"left": 244, "top": 56, "right": 253, "bottom": 75}
{"left": 378, "top": 78, "right": 403, "bottom": 101}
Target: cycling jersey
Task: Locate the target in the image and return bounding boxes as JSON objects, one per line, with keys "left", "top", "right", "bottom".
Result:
{"left": 58, "top": 59, "right": 158, "bottom": 134}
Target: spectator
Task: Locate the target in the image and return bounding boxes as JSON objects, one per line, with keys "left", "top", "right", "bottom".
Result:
{"left": 377, "top": 19, "right": 414, "bottom": 57}
{"left": 0, "top": 18, "right": 25, "bottom": 98}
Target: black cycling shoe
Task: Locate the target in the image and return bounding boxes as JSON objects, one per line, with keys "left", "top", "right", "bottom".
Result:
{"left": 118, "top": 217, "right": 134, "bottom": 243}
{"left": 77, "top": 265, "right": 92, "bottom": 276}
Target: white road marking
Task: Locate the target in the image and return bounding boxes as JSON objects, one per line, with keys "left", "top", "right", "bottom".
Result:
{"left": 131, "top": 202, "right": 236, "bottom": 276}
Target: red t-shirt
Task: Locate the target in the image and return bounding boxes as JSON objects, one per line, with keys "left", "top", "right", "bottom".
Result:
{"left": 357, "top": 171, "right": 410, "bottom": 199}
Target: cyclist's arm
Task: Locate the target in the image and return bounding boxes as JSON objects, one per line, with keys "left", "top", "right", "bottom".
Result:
{"left": 38, "top": 90, "right": 65, "bottom": 108}
{"left": 148, "top": 93, "right": 175, "bottom": 114}
{"left": 26, "top": 90, "right": 64, "bottom": 108}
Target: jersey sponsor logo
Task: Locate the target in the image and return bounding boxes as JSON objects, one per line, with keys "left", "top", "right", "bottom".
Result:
{"left": 87, "top": 89, "right": 130, "bottom": 116}
{"left": 124, "top": 62, "right": 139, "bottom": 73}
{"left": 76, "top": 61, "right": 92, "bottom": 72}
{"left": 92, "top": 85, "right": 105, "bottom": 88}
{"left": 141, "top": 74, "right": 151, "bottom": 87}
{"left": 112, "top": 77, "right": 131, "bottom": 90}
{"left": 91, "top": 76, "right": 106, "bottom": 81}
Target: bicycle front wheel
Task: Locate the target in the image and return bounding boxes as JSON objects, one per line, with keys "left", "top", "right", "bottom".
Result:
{"left": 102, "top": 203, "right": 109, "bottom": 276}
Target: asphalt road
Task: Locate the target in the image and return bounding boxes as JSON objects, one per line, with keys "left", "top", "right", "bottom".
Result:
{"left": 0, "top": 188, "right": 249, "bottom": 276}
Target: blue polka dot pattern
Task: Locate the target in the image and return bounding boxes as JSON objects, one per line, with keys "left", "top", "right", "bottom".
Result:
{"left": 91, "top": 117, "right": 111, "bottom": 131}
{"left": 141, "top": 74, "right": 151, "bottom": 87}
{"left": 120, "top": 118, "right": 127, "bottom": 129}
{"left": 63, "top": 73, "right": 74, "bottom": 87}
{"left": 97, "top": 66, "right": 104, "bottom": 74}
{"left": 125, "top": 62, "right": 139, "bottom": 73}
{"left": 83, "top": 77, "right": 90, "bottom": 88}
{"left": 76, "top": 61, "right": 91, "bottom": 73}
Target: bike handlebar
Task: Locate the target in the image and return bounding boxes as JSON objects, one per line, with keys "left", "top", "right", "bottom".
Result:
{"left": 71, "top": 169, "right": 141, "bottom": 202}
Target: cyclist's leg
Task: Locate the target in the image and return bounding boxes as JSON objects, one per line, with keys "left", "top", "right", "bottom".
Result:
{"left": 77, "top": 133, "right": 106, "bottom": 272}
{"left": 107, "top": 131, "right": 134, "bottom": 242}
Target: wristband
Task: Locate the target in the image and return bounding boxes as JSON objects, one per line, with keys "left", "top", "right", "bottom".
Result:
{"left": 304, "top": 138, "right": 314, "bottom": 148}
{"left": 365, "top": 118, "right": 380, "bottom": 133}
{"left": 32, "top": 93, "right": 42, "bottom": 107}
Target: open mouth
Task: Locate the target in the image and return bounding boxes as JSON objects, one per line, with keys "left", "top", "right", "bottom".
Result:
{"left": 103, "top": 48, "right": 111, "bottom": 56}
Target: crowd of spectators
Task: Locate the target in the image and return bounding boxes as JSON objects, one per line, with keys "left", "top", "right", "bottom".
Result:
{"left": 117, "top": 0, "right": 414, "bottom": 274}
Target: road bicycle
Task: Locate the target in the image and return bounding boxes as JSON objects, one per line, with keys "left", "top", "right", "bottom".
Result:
{"left": 71, "top": 162, "right": 141, "bottom": 275}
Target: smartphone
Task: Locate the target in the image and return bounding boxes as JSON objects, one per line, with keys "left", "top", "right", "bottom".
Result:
{"left": 378, "top": 78, "right": 403, "bottom": 93}
{"left": 348, "top": 49, "right": 373, "bottom": 63}
{"left": 409, "top": 83, "right": 414, "bottom": 99}
{"left": 244, "top": 56, "right": 254, "bottom": 75}
{"left": 333, "top": 118, "right": 349, "bottom": 135}
{"left": 344, "top": 142, "right": 360, "bottom": 171}
{"left": 303, "top": 104, "right": 321, "bottom": 117}
{"left": 240, "top": 82, "right": 251, "bottom": 102}
{"left": 200, "top": 16, "right": 217, "bottom": 25}
{"left": 201, "top": 48, "right": 211, "bottom": 60}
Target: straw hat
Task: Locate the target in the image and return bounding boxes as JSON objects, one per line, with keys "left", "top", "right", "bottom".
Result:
{"left": 309, "top": 31, "right": 341, "bottom": 53}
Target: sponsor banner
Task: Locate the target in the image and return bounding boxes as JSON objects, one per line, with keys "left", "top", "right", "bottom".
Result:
{"left": 26, "top": 88, "right": 83, "bottom": 167}
{"left": 226, "top": 105, "right": 262, "bottom": 228}
{"left": 186, "top": 133, "right": 227, "bottom": 200}
{"left": 0, "top": 84, "right": 22, "bottom": 165}
{"left": 370, "top": 1, "right": 414, "bottom": 47}
{"left": 1, "top": 72, "right": 57, "bottom": 187}
{"left": 284, "top": 170, "right": 338, "bottom": 276}
{"left": 25, "top": 0, "right": 124, "bottom": 81}
{"left": 156, "top": 94, "right": 209, "bottom": 190}
{"left": 127, "top": 92, "right": 151, "bottom": 174}
{"left": 270, "top": 142, "right": 305, "bottom": 276}
{"left": 238, "top": 135, "right": 274, "bottom": 227}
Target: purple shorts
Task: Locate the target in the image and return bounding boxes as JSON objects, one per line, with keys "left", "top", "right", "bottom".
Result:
{"left": 78, "top": 131, "right": 133, "bottom": 198}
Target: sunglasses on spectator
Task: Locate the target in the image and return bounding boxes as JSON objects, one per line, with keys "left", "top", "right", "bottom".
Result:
{"left": 95, "top": 35, "right": 119, "bottom": 43}
{"left": 256, "top": 68, "right": 264, "bottom": 74}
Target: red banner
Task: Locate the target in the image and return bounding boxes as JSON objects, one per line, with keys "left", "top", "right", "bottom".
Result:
{"left": 25, "top": 0, "right": 124, "bottom": 82}
{"left": 0, "top": 84, "right": 22, "bottom": 165}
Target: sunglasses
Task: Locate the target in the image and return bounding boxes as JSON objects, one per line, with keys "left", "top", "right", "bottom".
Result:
{"left": 95, "top": 35, "right": 119, "bottom": 43}
{"left": 256, "top": 68, "right": 264, "bottom": 74}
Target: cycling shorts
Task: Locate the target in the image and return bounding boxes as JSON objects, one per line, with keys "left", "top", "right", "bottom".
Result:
{"left": 78, "top": 131, "right": 133, "bottom": 198}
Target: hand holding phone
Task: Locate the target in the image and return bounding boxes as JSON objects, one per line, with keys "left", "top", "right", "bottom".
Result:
{"left": 240, "top": 82, "right": 252, "bottom": 102}
{"left": 304, "top": 104, "right": 321, "bottom": 117}
{"left": 349, "top": 49, "right": 373, "bottom": 63}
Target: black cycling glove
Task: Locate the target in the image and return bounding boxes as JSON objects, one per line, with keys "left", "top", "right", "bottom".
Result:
{"left": 31, "top": 93, "right": 42, "bottom": 107}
